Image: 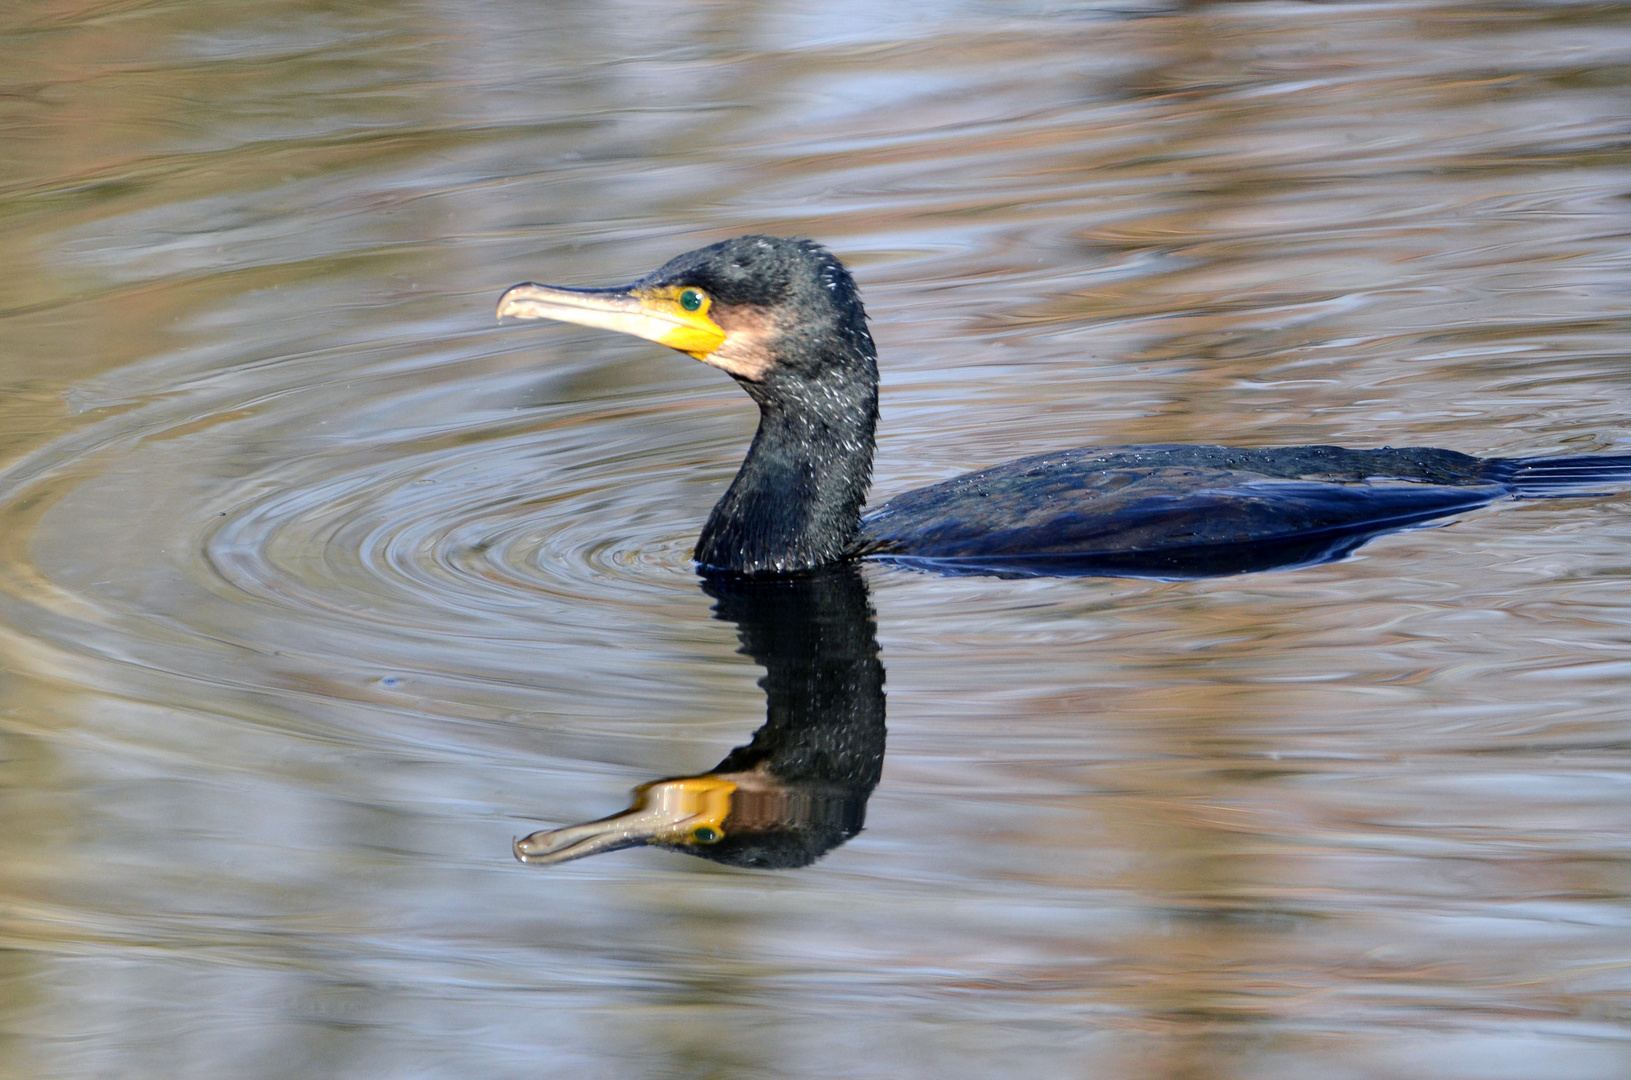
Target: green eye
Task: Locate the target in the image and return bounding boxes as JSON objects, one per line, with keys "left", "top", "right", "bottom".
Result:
{"left": 692, "top": 826, "right": 721, "bottom": 844}
{"left": 679, "top": 289, "right": 705, "bottom": 312}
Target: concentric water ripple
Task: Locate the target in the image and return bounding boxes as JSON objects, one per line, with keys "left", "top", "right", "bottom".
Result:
{"left": 0, "top": 339, "right": 770, "bottom": 740}
{"left": 205, "top": 416, "right": 703, "bottom": 633}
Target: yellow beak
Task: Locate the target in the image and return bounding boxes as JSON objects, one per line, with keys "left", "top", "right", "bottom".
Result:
{"left": 497, "top": 282, "right": 726, "bottom": 359}
{"left": 513, "top": 776, "right": 738, "bottom": 866}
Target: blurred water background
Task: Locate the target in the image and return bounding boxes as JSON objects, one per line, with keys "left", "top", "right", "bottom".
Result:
{"left": 2, "top": 1, "right": 1631, "bottom": 1077}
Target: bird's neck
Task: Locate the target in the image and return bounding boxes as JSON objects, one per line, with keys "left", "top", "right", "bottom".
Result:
{"left": 694, "top": 367, "right": 878, "bottom": 574}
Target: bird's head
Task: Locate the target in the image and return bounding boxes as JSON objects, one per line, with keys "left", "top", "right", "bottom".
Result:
{"left": 498, "top": 235, "right": 876, "bottom": 397}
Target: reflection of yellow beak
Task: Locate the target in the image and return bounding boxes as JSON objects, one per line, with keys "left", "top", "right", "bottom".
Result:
{"left": 497, "top": 283, "right": 726, "bottom": 360}
{"left": 514, "top": 776, "right": 738, "bottom": 866}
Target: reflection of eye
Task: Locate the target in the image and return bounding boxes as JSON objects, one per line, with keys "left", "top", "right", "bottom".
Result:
{"left": 679, "top": 288, "right": 705, "bottom": 312}
{"left": 691, "top": 826, "right": 722, "bottom": 844}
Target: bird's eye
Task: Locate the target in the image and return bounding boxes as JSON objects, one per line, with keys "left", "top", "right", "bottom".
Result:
{"left": 679, "top": 288, "right": 705, "bottom": 312}
{"left": 691, "top": 826, "right": 722, "bottom": 844}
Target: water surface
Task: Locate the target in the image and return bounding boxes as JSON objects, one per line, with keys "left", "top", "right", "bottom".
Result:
{"left": 2, "top": 2, "right": 1631, "bottom": 1077}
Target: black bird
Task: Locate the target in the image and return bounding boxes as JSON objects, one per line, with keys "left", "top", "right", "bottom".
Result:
{"left": 498, "top": 236, "right": 1631, "bottom": 578}
{"left": 515, "top": 565, "right": 885, "bottom": 868}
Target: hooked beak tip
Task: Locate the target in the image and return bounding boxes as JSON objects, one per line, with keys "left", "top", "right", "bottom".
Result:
{"left": 495, "top": 282, "right": 542, "bottom": 322}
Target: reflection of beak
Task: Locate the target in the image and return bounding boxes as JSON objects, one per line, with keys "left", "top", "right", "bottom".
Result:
{"left": 514, "top": 776, "right": 737, "bottom": 866}
{"left": 497, "top": 283, "right": 725, "bottom": 359}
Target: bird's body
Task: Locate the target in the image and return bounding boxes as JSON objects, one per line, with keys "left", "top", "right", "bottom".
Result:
{"left": 858, "top": 443, "right": 1631, "bottom": 577}
{"left": 498, "top": 236, "right": 1631, "bottom": 578}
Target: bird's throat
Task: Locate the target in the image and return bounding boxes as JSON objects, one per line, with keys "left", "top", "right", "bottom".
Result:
{"left": 694, "top": 374, "right": 877, "bottom": 575}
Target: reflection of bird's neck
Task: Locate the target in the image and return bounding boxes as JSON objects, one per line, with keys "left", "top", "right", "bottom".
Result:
{"left": 695, "top": 564, "right": 887, "bottom": 868}
{"left": 695, "top": 324, "right": 879, "bottom": 575}
{"left": 705, "top": 564, "right": 885, "bottom": 784}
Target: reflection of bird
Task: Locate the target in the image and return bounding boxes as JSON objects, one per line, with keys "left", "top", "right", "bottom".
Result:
{"left": 515, "top": 565, "right": 885, "bottom": 869}
{"left": 500, "top": 236, "right": 1631, "bottom": 577}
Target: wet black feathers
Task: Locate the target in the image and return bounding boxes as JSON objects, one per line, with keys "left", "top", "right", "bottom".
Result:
{"left": 857, "top": 445, "right": 1631, "bottom": 577}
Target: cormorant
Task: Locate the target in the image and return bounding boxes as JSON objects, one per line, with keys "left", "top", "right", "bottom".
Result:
{"left": 498, "top": 236, "right": 1631, "bottom": 578}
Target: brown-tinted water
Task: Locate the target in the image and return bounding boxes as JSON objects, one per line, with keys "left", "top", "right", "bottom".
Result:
{"left": 3, "top": 1, "right": 1631, "bottom": 1077}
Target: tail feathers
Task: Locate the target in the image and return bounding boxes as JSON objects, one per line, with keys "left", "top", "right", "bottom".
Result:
{"left": 1493, "top": 454, "right": 1631, "bottom": 497}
